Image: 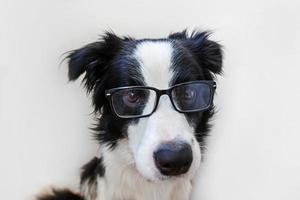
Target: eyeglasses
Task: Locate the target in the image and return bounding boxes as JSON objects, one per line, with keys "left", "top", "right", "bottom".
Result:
{"left": 105, "top": 81, "right": 216, "bottom": 119}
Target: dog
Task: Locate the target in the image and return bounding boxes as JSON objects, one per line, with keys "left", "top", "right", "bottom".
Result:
{"left": 37, "top": 30, "right": 223, "bottom": 200}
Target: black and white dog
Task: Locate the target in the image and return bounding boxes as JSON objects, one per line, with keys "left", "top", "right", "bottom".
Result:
{"left": 38, "top": 30, "right": 222, "bottom": 200}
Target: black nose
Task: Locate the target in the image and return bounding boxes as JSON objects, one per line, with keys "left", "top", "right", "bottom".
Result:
{"left": 153, "top": 142, "right": 193, "bottom": 176}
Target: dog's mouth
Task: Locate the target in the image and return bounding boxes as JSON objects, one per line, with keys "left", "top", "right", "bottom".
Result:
{"left": 154, "top": 171, "right": 189, "bottom": 182}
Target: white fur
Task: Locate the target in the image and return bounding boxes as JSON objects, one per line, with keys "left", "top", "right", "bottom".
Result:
{"left": 84, "top": 41, "right": 202, "bottom": 200}
{"left": 98, "top": 139, "right": 192, "bottom": 200}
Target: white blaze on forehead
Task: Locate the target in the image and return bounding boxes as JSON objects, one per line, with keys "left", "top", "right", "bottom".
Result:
{"left": 128, "top": 41, "right": 202, "bottom": 182}
{"left": 134, "top": 41, "right": 173, "bottom": 88}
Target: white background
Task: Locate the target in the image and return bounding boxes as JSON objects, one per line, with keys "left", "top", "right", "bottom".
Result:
{"left": 1, "top": 0, "right": 300, "bottom": 199}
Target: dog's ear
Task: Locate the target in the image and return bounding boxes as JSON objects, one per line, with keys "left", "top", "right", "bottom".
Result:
{"left": 67, "top": 32, "right": 124, "bottom": 91}
{"left": 67, "top": 32, "right": 129, "bottom": 111}
{"left": 169, "top": 30, "right": 223, "bottom": 75}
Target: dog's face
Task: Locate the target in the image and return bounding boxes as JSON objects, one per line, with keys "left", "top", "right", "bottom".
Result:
{"left": 67, "top": 31, "right": 222, "bottom": 181}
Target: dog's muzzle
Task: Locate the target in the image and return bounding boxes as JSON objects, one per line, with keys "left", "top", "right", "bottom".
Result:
{"left": 153, "top": 141, "right": 193, "bottom": 176}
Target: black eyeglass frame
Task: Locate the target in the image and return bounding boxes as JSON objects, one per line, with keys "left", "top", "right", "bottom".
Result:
{"left": 105, "top": 80, "right": 217, "bottom": 119}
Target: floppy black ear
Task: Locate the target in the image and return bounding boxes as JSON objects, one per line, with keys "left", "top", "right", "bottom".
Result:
{"left": 169, "top": 30, "right": 223, "bottom": 75}
{"left": 67, "top": 32, "right": 125, "bottom": 92}
{"left": 67, "top": 32, "right": 129, "bottom": 111}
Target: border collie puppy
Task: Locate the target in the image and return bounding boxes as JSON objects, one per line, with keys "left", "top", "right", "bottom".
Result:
{"left": 38, "top": 30, "right": 222, "bottom": 200}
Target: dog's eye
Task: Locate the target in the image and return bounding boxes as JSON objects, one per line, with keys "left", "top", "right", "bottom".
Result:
{"left": 111, "top": 88, "right": 153, "bottom": 117}
{"left": 183, "top": 87, "right": 196, "bottom": 101}
{"left": 122, "top": 90, "right": 141, "bottom": 106}
{"left": 175, "top": 86, "right": 197, "bottom": 103}
{"left": 171, "top": 82, "right": 212, "bottom": 112}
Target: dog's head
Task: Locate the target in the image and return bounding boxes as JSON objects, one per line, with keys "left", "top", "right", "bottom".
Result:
{"left": 67, "top": 30, "right": 222, "bottom": 181}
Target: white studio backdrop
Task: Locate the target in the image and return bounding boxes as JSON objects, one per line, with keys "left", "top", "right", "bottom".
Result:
{"left": 0, "top": 0, "right": 300, "bottom": 199}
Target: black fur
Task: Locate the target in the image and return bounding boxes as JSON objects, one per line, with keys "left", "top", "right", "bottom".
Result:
{"left": 169, "top": 31, "right": 222, "bottom": 147}
{"left": 81, "top": 157, "right": 105, "bottom": 185}
{"left": 169, "top": 30, "right": 222, "bottom": 75}
{"left": 37, "top": 189, "right": 84, "bottom": 200}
